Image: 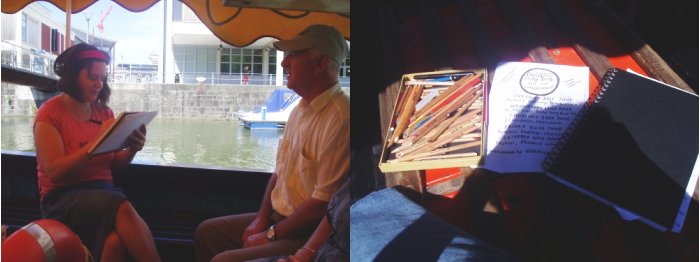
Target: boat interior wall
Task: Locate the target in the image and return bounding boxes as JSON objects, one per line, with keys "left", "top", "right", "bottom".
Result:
{"left": 1, "top": 151, "right": 271, "bottom": 261}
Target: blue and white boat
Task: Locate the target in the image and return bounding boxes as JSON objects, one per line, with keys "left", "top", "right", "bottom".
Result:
{"left": 237, "top": 89, "right": 300, "bottom": 129}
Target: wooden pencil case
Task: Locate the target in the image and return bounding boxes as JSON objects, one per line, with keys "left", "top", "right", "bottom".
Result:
{"left": 379, "top": 69, "right": 488, "bottom": 173}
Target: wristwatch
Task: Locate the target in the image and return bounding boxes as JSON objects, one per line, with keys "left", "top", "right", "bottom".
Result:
{"left": 266, "top": 224, "right": 276, "bottom": 241}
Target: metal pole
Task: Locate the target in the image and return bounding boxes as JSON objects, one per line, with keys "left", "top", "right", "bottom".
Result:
{"left": 65, "top": 0, "right": 71, "bottom": 47}
{"left": 83, "top": 11, "right": 92, "bottom": 44}
{"left": 162, "top": 0, "right": 167, "bottom": 83}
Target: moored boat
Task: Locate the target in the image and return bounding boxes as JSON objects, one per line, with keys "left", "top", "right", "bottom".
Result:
{"left": 236, "top": 88, "right": 300, "bottom": 129}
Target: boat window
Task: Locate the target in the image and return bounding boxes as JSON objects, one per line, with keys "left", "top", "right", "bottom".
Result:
{"left": 2, "top": 2, "right": 349, "bottom": 171}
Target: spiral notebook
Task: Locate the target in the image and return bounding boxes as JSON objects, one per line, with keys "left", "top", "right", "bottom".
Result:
{"left": 542, "top": 68, "right": 699, "bottom": 233}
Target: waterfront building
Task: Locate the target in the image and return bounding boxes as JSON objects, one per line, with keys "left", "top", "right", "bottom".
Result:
{"left": 163, "top": 0, "right": 350, "bottom": 86}
{"left": 1, "top": 3, "right": 115, "bottom": 80}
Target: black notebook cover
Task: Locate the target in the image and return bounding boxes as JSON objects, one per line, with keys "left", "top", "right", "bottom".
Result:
{"left": 542, "top": 68, "right": 699, "bottom": 232}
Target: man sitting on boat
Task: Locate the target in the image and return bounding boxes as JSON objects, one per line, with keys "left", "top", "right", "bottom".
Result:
{"left": 194, "top": 24, "right": 350, "bottom": 262}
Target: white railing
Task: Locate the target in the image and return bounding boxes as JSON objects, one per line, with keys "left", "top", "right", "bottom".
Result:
{"left": 112, "top": 70, "right": 161, "bottom": 83}
{"left": 1, "top": 40, "right": 58, "bottom": 79}
{"left": 0, "top": 42, "right": 352, "bottom": 88}
{"left": 166, "top": 72, "right": 351, "bottom": 88}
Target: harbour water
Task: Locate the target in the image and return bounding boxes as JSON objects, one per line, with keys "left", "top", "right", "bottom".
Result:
{"left": 1, "top": 116, "right": 282, "bottom": 171}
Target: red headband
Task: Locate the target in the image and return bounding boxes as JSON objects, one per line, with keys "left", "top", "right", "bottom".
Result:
{"left": 78, "top": 50, "right": 108, "bottom": 61}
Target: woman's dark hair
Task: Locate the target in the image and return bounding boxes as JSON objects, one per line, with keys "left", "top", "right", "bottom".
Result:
{"left": 54, "top": 43, "right": 111, "bottom": 106}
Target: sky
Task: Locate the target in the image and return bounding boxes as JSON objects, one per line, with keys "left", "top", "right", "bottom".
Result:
{"left": 37, "top": 1, "right": 164, "bottom": 65}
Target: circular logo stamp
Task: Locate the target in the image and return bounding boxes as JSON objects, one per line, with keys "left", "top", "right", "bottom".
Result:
{"left": 519, "top": 68, "right": 559, "bottom": 96}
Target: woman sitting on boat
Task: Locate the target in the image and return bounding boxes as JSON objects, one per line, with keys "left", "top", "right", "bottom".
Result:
{"left": 33, "top": 43, "right": 161, "bottom": 262}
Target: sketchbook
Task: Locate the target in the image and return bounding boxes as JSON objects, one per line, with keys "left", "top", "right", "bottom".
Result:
{"left": 542, "top": 68, "right": 699, "bottom": 232}
{"left": 482, "top": 61, "right": 589, "bottom": 173}
{"left": 88, "top": 111, "right": 158, "bottom": 156}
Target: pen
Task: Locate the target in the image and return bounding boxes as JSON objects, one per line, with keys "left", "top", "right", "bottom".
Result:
{"left": 410, "top": 73, "right": 482, "bottom": 128}
{"left": 410, "top": 84, "right": 481, "bottom": 138}
{"left": 412, "top": 115, "right": 431, "bottom": 130}
{"left": 427, "top": 91, "right": 480, "bottom": 143}
{"left": 414, "top": 73, "right": 473, "bottom": 81}
{"left": 426, "top": 76, "right": 454, "bottom": 82}
{"left": 388, "top": 85, "right": 424, "bottom": 147}
{"left": 404, "top": 80, "right": 455, "bottom": 86}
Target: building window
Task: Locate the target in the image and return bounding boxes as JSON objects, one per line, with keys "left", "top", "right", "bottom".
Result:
{"left": 172, "top": 0, "right": 182, "bottom": 22}
{"left": 220, "top": 48, "right": 264, "bottom": 75}
{"left": 173, "top": 46, "right": 219, "bottom": 83}
{"left": 268, "top": 52, "right": 276, "bottom": 75}
{"left": 340, "top": 51, "right": 350, "bottom": 77}
{"left": 2, "top": 14, "right": 16, "bottom": 41}
{"left": 207, "top": 48, "right": 216, "bottom": 73}
{"left": 21, "top": 14, "right": 27, "bottom": 43}
{"left": 220, "top": 48, "right": 237, "bottom": 75}
{"left": 195, "top": 47, "right": 207, "bottom": 73}
{"left": 21, "top": 13, "right": 39, "bottom": 47}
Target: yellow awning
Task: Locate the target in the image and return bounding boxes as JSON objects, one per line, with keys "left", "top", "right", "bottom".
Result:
{"left": 1, "top": 0, "right": 159, "bottom": 13}
{"left": 2, "top": 0, "right": 350, "bottom": 47}
{"left": 181, "top": 0, "right": 349, "bottom": 47}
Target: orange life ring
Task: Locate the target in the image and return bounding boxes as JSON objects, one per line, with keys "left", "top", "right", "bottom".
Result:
{"left": 1, "top": 219, "right": 91, "bottom": 262}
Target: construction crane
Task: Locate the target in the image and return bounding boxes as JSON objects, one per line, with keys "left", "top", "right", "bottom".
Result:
{"left": 95, "top": 4, "right": 112, "bottom": 35}
{"left": 95, "top": 4, "right": 113, "bottom": 81}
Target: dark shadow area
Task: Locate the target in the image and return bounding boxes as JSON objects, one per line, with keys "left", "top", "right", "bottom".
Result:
{"left": 604, "top": 0, "right": 699, "bottom": 93}
{"left": 350, "top": 184, "right": 518, "bottom": 261}
{"left": 349, "top": 1, "right": 389, "bottom": 202}
{"left": 421, "top": 168, "right": 516, "bottom": 254}
{"left": 353, "top": 0, "right": 698, "bottom": 93}
{"left": 541, "top": 104, "right": 695, "bottom": 232}
{"left": 410, "top": 97, "right": 699, "bottom": 261}
{"left": 482, "top": 94, "right": 698, "bottom": 260}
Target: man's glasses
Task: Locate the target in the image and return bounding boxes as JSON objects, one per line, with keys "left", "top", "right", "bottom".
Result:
{"left": 284, "top": 48, "right": 312, "bottom": 58}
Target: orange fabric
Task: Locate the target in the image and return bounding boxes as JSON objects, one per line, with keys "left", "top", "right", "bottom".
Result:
{"left": 2, "top": 0, "right": 349, "bottom": 48}
{"left": 425, "top": 168, "right": 461, "bottom": 187}
{"left": 1, "top": 0, "right": 158, "bottom": 14}
{"left": 181, "top": 0, "right": 349, "bottom": 47}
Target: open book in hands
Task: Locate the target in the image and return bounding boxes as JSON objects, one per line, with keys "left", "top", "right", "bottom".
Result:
{"left": 88, "top": 111, "right": 158, "bottom": 156}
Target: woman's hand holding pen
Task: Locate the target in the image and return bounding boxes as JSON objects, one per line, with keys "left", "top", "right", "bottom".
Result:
{"left": 84, "top": 119, "right": 116, "bottom": 154}
{"left": 126, "top": 125, "right": 147, "bottom": 152}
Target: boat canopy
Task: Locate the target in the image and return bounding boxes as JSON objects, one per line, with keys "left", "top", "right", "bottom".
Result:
{"left": 256, "top": 89, "right": 299, "bottom": 113}
{"left": 1, "top": 0, "right": 349, "bottom": 48}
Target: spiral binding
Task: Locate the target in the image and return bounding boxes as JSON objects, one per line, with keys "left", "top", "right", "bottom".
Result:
{"left": 541, "top": 68, "right": 619, "bottom": 172}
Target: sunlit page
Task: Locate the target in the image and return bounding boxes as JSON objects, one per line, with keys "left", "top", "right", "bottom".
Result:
{"left": 482, "top": 62, "right": 589, "bottom": 173}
